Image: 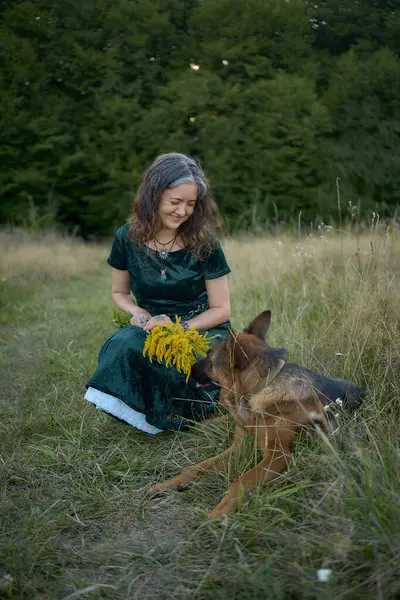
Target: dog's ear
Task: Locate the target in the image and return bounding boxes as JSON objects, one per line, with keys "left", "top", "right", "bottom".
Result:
{"left": 229, "top": 332, "right": 265, "bottom": 371}
{"left": 244, "top": 310, "right": 271, "bottom": 341}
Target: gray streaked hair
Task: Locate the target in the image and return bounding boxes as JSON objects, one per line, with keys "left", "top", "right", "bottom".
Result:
{"left": 149, "top": 153, "right": 208, "bottom": 198}
{"left": 128, "top": 152, "right": 224, "bottom": 257}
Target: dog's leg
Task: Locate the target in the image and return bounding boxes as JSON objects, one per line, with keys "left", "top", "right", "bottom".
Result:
{"left": 150, "top": 429, "right": 244, "bottom": 494}
{"left": 207, "top": 424, "right": 293, "bottom": 519}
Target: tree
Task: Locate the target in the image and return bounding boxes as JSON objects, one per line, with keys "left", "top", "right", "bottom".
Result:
{"left": 306, "top": 0, "right": 399, "bottom": 56}
{"left": 189, "top": 0, "right": 314, "bottom": 83}
{"left": 321, "top": 48, "right": 400, "bottom": 214}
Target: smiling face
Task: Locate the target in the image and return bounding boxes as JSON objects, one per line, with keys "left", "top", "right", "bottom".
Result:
{"left": 157, "top": 183, "right": 198, "bottom": 232}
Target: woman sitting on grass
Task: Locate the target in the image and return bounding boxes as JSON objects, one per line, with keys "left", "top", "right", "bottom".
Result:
{"left": 85, "top": 152, "right": 231, "bottom": 434}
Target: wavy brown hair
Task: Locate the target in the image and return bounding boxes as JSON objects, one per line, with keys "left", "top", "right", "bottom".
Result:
{"left": 127, "top": 153, "right": 224, "bottom": 258}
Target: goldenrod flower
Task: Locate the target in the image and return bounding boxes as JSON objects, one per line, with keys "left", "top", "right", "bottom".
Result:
{"left": 142, "top": 317, "right": 218, "bottom": 382}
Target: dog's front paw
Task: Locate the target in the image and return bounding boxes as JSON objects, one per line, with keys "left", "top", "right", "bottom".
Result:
{"left": 148, "top": 482, "right": 172, "bottom": 496}
{"left": 149, "top": 478, "right": 191, "bottom": 496}
{"left": 207, "top": 497, "right": 234, "bottom": 520}
{"left": 207, "top": 507, "right": 228, "bottom": 520}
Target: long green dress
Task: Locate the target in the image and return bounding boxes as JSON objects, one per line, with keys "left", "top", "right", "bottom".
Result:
{"left": 86, "top": 223, "right": 231, "bottom": 432}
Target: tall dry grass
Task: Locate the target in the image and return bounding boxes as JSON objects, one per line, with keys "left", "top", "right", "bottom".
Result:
{"left": 0, "top": 229, "right": 107, "bottom": 283}
{"left": 1, "top": 224, "right": 400, "bottom": 599}
{"left": 225, "top": 227, "right": 400, "bottom": 394}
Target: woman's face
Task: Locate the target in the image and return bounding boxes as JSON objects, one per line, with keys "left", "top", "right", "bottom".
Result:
{"left": 157, "top": 183, "right": 198, "bottom": 232}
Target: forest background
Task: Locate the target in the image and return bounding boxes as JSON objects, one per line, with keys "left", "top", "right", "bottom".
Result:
{"left": 1, "top": 0, "right": 400, "bottom": 237}
{"left": 2, "top": 3, "right": 400, "bottom": 597}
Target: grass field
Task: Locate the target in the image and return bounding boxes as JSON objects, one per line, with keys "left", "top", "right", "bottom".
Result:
{"left": 1, "top": 226, "right": 400, "bottom": 599}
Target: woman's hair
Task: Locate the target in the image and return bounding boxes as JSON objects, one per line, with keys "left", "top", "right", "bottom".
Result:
{"left": 127, "top": 153, "right": 224, "bottom": 258}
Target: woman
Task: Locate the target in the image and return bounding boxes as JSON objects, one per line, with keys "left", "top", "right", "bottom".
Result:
{"left": 85, "top": 153, "right": 231, "bottom": 434}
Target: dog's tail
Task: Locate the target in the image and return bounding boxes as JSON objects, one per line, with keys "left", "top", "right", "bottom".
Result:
{"left": 315, "top": 374, "right": 364, "bottom": 414}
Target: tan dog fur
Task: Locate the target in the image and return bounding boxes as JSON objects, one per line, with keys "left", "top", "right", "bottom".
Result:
{"left": 150, "top": 310, "right": 362, "bottom": 519}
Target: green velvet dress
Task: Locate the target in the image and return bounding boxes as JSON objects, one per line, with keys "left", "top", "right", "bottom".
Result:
{"left": 86, "top": 223, "right": 231, "bottom": 432}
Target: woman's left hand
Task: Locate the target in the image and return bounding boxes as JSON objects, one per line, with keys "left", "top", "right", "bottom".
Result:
{"left": 143, "top": 314, "right": 173, "bottom": 331}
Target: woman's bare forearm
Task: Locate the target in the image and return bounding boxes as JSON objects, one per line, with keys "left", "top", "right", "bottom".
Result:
{"left": 111, "top": 292, "right": 139, "bottom": 315}
{"left": 187, "top": 307, "right": 230, "bottom": 332}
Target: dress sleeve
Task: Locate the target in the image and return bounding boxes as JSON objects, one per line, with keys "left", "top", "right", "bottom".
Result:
{"left": 107, "top": 226, "right": 128, "bottom": 270}
{"left": 202, "top": 242, "right": 231, "bottom": 280}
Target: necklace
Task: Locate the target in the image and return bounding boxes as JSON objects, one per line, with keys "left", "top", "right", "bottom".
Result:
{"left": 152, "top": 233, "right": 178, "bottom": 281}
{"left": 153, "top": 234, "right": 178, "bottom": 260}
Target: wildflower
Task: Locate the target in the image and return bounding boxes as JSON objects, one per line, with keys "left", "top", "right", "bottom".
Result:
{"left": 143, "top": 316, "right": 219, "bottom": 382}
{"left": 316, "top": 568, "right": 332, "bottom": 582}
{"left": 0, "top": 574, "right": 14, "bottom": 591}
{"left": 348, "top": 201, "right": 357, "bottom": 218}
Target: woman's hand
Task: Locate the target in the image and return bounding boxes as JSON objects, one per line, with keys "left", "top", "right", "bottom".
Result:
{"left": 130, "top": 308, "right": 152, "bottom": 328}
{"left": 143, "top": 314, "right": 172, "bottom": 331}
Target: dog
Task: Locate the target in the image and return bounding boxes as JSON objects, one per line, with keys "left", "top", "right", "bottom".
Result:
{"left": 150, "top": 310, "right": 364, "bottom": 519}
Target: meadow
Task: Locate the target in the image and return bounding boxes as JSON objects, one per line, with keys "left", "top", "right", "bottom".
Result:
{"left": 1, "top": 224, "right": 400, "bottom": 599}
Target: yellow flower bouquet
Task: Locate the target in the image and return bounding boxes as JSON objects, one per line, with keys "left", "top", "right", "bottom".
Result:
{"left": 142, "top": 317, "right": 218, "bottom": 382}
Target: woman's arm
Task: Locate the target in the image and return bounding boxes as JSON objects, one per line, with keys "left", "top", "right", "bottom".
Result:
{"left": 143, "top": 275, "right": 230, "bottom": 332}
{"left": 187, "top": 275, "right": 231, "bottom": 331}
{"left": 111, "top": 268, "right": 151, "bottom": 324}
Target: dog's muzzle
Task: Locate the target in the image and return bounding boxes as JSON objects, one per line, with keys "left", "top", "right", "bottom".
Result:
{"left": 191, "top": 358, "right": 220, "bottom": 391}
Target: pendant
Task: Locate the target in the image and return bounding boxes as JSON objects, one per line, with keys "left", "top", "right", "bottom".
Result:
{"left": 160, "top": 268, "right": 167, "bottom": 281}
{"left": 158, "top": 250, "right": 168, "bottom": 260}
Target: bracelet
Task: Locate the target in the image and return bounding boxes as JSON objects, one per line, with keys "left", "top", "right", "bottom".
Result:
{"left": 181, "top": 320, "right": 190, "bottom": 332}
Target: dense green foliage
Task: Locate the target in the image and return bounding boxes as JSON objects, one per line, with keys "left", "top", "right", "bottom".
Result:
{"left": 1, "top": 0, "right": 399, "bottom": 236}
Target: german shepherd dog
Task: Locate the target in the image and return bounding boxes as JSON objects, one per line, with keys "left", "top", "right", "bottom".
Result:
{"left": 150, "top": 310, "right": 364, "bottom": 519}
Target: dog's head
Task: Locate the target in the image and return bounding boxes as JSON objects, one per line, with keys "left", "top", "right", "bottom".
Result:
{"left": 191, "top": 310, "right": 286, "bottom": 402}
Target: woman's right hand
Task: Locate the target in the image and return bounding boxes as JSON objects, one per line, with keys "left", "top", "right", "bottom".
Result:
{"left": 130, "top": 308, "right": 152, "bottom": 328}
